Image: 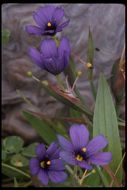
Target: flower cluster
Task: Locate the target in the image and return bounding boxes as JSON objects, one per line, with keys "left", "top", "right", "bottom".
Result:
{"left": 26, "top": 5, "right": 70, "bottom": 75}
{"left": 27, "top": 5, "right": 112, "bottom": 187}
{"left": 30, "top": 124, "right": 112, "bottom": 186}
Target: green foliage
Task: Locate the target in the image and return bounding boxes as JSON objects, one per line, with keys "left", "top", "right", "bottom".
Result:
{"left": 21, "top": 143, "right": 38, "bottom": 157}
{"left": 2, "top": 29, "right": 10, "bottom": 45}
{"left": 22, "top": 111, "right": 57, "bottom": 144}
{"left": 93, "top": 73, "right": 122, "bottom": 185}
{"left": 11, "top": 154, "right": 29, "bottom": 167}
{"left": 87, "top": 27, "right": 94, "bottom": 65}
{"left": 2, "top": 163, "right": 30, "bottom": 179}
{"left": 3, "top": 136, "right": 24, "bottom": 154}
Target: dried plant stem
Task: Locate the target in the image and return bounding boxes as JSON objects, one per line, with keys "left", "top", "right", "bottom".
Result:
{"left": 110, "top": 153, "right": 125, "bottom": 187}
{"left": 79, "top": 169, "right": 87, "bottom": 185}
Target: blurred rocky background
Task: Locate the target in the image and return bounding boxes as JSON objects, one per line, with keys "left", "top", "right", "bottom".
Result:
{"left": 2, "top": 4, "right": 125, "bottom": 143}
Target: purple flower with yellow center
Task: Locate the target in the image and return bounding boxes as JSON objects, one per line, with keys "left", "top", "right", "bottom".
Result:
{"left": 29, "top": 142, "right": 67, "bottom": 185}
{"left": 26, "top": 5, "right": 70, "bottom": 36}
{"left": 29, "top": 37, "right": 70, "bottom": 75}
{"left": 58, "top": 124, "right": 112, "bottom": 170}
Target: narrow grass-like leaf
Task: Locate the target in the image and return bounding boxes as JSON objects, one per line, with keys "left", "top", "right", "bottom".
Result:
{"left": 22, "top": 111, "right": 57, "bottom": 145}
{"left": 2, "top": 163, "right": 30, "bottom": 179}
{"left": 93, "top": 73, "right": 122, "bottom": 185}
{"left": 87, "top": 27, "right": 94, "bottom": 65}
{"left": 96, "top": 166, "right": 109, "bottom": 187}
{"left": 41, "top": 81, "right": 92, "bottom": 117}
{"left": 14, "top": 177, "right": 19, "bottom": 187}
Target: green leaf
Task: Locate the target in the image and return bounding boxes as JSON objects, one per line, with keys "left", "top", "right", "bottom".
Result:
{"left": 2, "top": 150, "right": 7, "bottom": 161}
{"left": 14, "top": 177, "right": 19, "bottom": 187}
{"left": 87, "top": 27, "right": 94, "bottom": 65}
{"left": 3, "top": 136, "right": 24, "bottom": 154}
{"left": 2, "top": 29, "right": 10, "bottom": 45}
{"left": 87, "top": 27, "right": 95, "bottom": 82}
{"left": 96, "top": 166, "right": 109, "bottom": 187}
{"left": 93, "top": 73, "right": 122, "bottom": 185}
{"left": 69, "top": 108, "right": 82, "bottom": 118}
{"left": 2, "top": 162, "right": 30, "bottom": 179}
{"left": 21, "top": 143, "right": 38, "bottom": 157}
{"left": 83, "top": 169, "right": 102, "bottom": 187}
{"left": 40, "top": 81, "right": 92, "bottom": 117}
{"left": 11, "top": 154, "right": 29, "bottom": 167}
{"left": 22, "top": 111, "right": 57, "bottom": 145}
{"left": 49, "top": 121, "right": 68, "bottom": 138}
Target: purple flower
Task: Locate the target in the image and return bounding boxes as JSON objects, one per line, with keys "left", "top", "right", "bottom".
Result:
{"left": 58, "top": 124, "right": 112, "bottom": 170}
{"left": 29, "top": 37, "right": 70, "bottom": 75}
{"left": 29, "top": 142, "right": 67, "bottom": 185}
{"left": 26, "top": 5, "right": 70, "bottom": 36}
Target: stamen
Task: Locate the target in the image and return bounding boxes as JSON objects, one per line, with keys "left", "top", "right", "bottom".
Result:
{"left": 46, "top": 160, "right": 51, "bottom": 165}
{"left": 76, "top": 154, "right": 83, "bottom": 161}
{"left": 47, "top": 22, "right": 52, "bottom": 27}
{"left": 86, "top": 62, "right": 93, "bottom": 69}
{"left": 40, "top": 161, "right": 45, "bottom": 168}
{"left": 82, "top": 147, "right": 87, "bottom": 152}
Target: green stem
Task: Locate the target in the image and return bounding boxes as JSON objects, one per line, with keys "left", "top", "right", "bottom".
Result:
{"left": 56, "top": 74, "right": 65, "bottom": 90}
{"left": 65, "top": 165, "right": 80, "bottom": 185}
{"left": 23, "top": 181, "right": 32, "bottom": 187}
{"left": 90, "top": 79, "right": 96, "bottom": 100}
{"left": 96, "top": 166, "right": 109, "bottom": 187}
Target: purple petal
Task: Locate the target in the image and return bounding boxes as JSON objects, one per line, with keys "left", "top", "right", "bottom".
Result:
{"left": 35, "top": 6, "right": 56, "bottom": 23}
{"left": 60, "top": 151, "right": 76, "bottom": 165}
{"left": 89, "top": 152, "right": 112, "bottom": 166}
{"left": 69, "top": 124, "right": 89, "bottom": 150}
{"left": 25, "top": 25, "right": 42, "bottom": 35}
{"left": 29, "top": 47, "right": 43, "bottom": 68}
{"left": 38, "top": 169, "right": 49, "bottom": 185}
{"left": 46, "top": 142, "right": 60, "bottom": 159}
{"left": 86, "top": 135, "right": 108, "bottom": 156}
{"left": 42, "top": 57, "right": 60, "bottom": 75}
{"left": 78, "top": 160, "right": 92, "bottom": 170}
{"left": 33, "top": 12, "right": 46, "bottom": 27}
{"left": 36, "top": 144, "right": 46, "bottom": 160}
{"left": 56, "top": 19, "right": 70, "bottom": 32}
{"left": 57, "top": 135, "right": 74, "bottom": 152}
{"left": 48, "top": 171, "right": 67, "bottom": 183}
{"left": 58, "top": 37, "right": 70, "bottom": 58}
{"left": 49, "top": 159, "right": 65, "bottom": 171}
{"left": 52, "top": 7, "right": 64, "bottom": 24}
{"left": 62, "top": 51, "right": 70, "bottom": 68}
{"left": 40, "top": 39, "right": 57, "bottom": 58}
{"left": 29, "top": 158, "right": 40, "bottom": 175}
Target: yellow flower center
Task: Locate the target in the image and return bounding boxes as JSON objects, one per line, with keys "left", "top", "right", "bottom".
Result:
{"left": 40, "top": 160, "right": 51, "bottom": 168}
{"left": 46, "top": 160, "right": 51, "bottom": 165}
{"left": 76, "top": 154, "right": 83, "bottom": 161}
{"left": 82, "top": 147, "right": 87, "bottom": 152}
{"left": 47, "top": 22, "right": 52, "bottom": 27}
